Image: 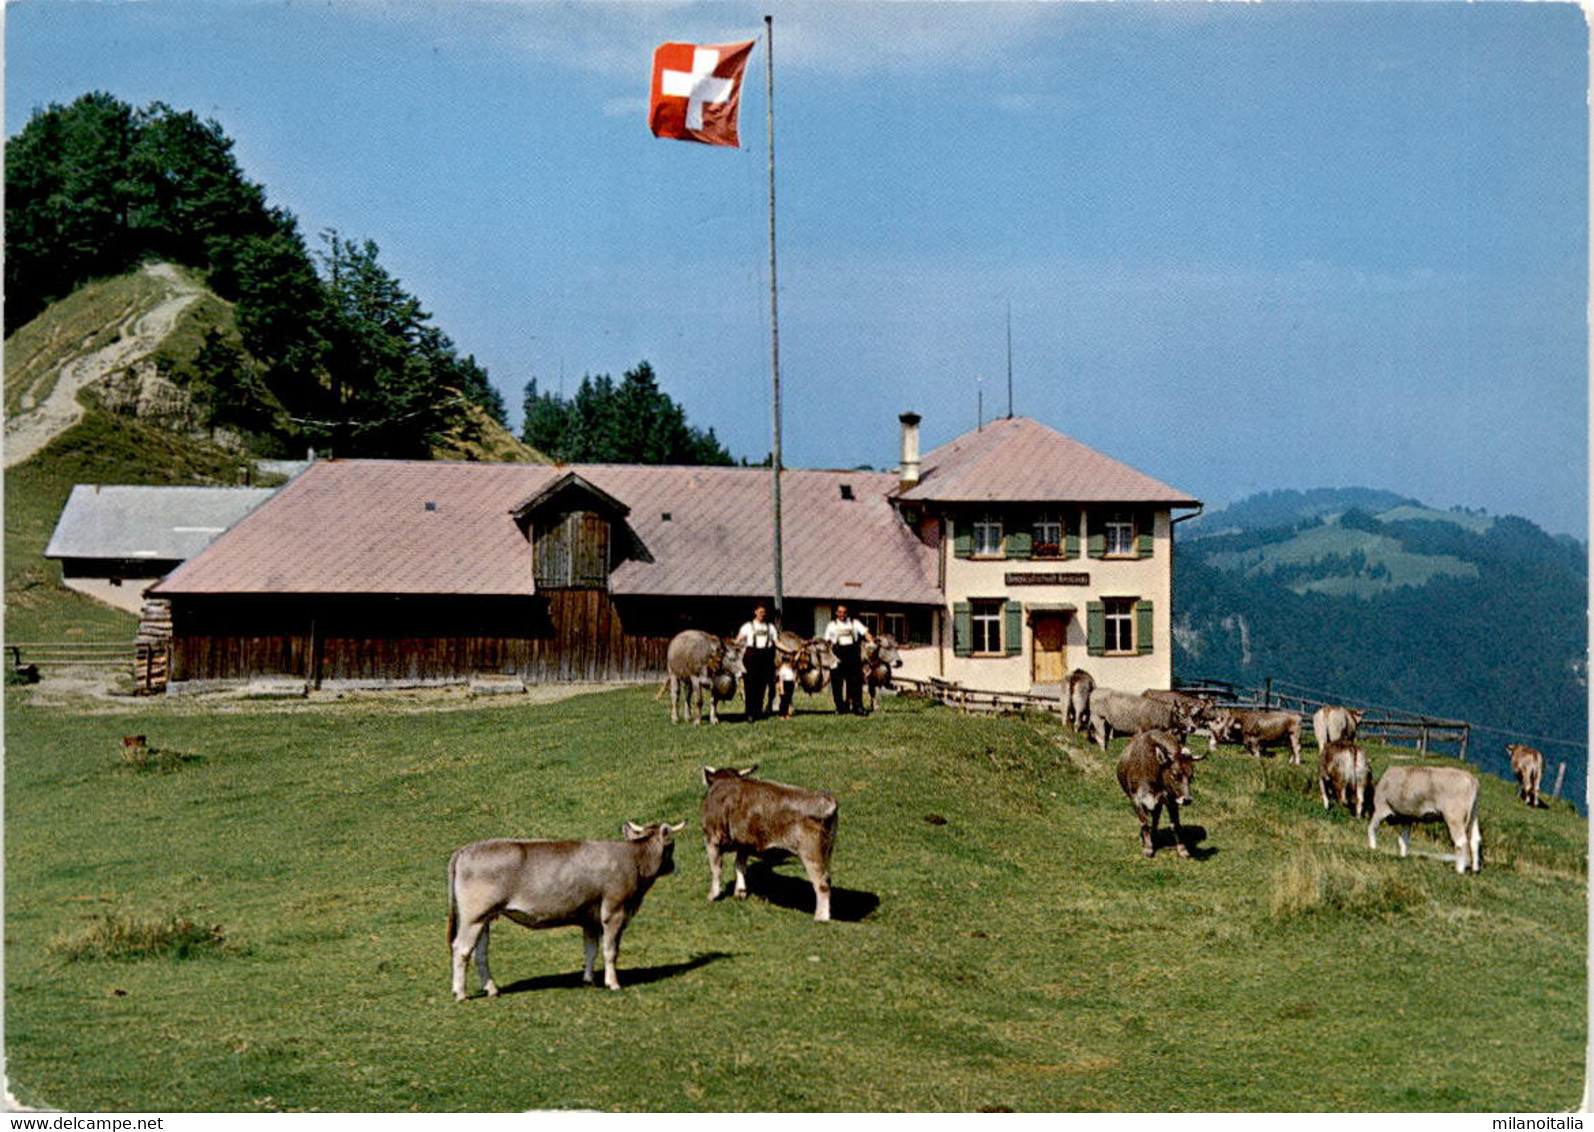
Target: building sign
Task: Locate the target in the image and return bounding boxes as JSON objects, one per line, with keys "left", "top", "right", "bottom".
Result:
{"left": 1005, "top": 571, "right": 1090, "bottom": 586}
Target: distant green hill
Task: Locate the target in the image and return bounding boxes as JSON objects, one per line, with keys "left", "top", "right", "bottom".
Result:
{"left": 1176, "top": 489, "right": 1588, "bottom": 805}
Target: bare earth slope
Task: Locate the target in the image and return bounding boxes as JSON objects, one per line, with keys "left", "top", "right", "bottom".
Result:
{"left": 4, "top": 264, "right": 205, "bottom": 468}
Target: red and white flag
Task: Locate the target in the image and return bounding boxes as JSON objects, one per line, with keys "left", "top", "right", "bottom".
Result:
{"left": 649, "top": 39, "right": 755, "bottom": 148}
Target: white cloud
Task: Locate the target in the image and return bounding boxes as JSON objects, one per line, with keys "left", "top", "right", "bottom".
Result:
{"left": 339, "top": 0, "right": 1077, "bottom": 79}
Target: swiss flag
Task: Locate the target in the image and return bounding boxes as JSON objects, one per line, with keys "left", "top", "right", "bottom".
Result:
{"left": 649, "top": 40, "right": 755, "bottom": 148}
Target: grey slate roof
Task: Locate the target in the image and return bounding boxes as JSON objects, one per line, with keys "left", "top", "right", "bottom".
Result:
{"left": 45, "top": 485, "right": 279, "bottom": 565}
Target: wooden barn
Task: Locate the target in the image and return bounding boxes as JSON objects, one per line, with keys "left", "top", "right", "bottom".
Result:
{"left": 149, "top": 459, "right": 942, "bottom": 690}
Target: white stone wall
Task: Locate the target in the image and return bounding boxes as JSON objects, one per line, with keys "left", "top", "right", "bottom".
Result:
{"left": 931, "top": 509, "right": 1177, "bottom": 695}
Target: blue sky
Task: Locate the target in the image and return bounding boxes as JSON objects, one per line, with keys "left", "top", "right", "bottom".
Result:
{"left": 7, "top": 0, "right": 1588, "bottom": 537}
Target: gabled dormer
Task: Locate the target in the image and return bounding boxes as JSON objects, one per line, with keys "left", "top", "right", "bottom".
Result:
{"left": 511, "top": 472, "right": 631, "bottom": 590}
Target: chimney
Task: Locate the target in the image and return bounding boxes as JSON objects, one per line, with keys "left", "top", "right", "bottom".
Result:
{"left": 898, "top": 411, "right": 922, "bottom": 489}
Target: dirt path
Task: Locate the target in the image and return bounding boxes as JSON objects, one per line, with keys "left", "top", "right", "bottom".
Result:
{"left": 4, "top": 263, "right": 205, "bottom": 468}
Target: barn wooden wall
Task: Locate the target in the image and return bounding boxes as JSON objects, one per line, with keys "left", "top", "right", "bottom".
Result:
{"left": 167, "top": 591, "right": 676, "bottom": 685}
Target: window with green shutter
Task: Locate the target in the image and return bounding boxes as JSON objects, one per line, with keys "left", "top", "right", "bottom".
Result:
{"left": 952, "top": 520, "right": 972, "bottom": 559}
{"left": 953, "top": 602, "right": 972, "bottom": 656}
{"left": 1086, "top": 600, "right": 1106, "bottom": 655}
{"left": 1086, "top": 526, "right": 1106, "bottom": 559}
{"left": 1064, "top": 511, "right": 1081, "bottom": 559}
{"left": 1006, "top": 527, "right": 1033, "bottom": 559}
{"left": 1004, "top": 601, "right": 1023, "bottom": 656}
{"left": 1136, "top": 600, "right": 1155, "bottom": 655}
{"left": 1136, "top": 511, "right": 1155, "bottom": 559}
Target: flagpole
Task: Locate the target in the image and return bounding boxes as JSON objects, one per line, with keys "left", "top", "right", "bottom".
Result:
{"left": 765, "top": 13, "right": 784, "bottom": 623}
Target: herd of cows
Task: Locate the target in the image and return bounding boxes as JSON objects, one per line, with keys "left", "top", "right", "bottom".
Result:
{"left": 662, "top": 628, "right": 901, "bottom": 725}
{"left": 1064, "top": 669, "right": 1527, "bottom": 874}
{"left": 443, "top": 635, "right": 1545, "bottom": 1002}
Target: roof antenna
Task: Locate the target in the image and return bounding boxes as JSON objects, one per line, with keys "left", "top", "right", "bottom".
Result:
{"left": 1005, "top": 303, "right": 1014, "bottom": 420}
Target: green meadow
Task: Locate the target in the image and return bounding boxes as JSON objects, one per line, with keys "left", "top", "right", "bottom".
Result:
{"left": 4, "top": 685, "right": 1585, "bottom": 1112}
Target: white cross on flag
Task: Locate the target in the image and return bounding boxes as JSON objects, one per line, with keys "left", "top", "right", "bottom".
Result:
{"left": 649, "top": 39, "right": 755, "bottom": 148}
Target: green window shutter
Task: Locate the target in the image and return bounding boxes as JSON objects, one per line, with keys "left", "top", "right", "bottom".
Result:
{"left": 952, "top": 520, "right": 972, "bottom": 559}
{"left": 1004, "top": 601, "right": 1023, "bottom": 656}
{"left": 1136, "top": 512, "right": 1155, "bottom": 559}
{"left": 1064, "top": 512, "right": 1081, "bottom": 560}
{"left": 1086, "top": 526, "right": 1105, "bottom": 559}
{"left": 1136, "top": 600, "right": 1155, "bottom": 655}
{"left": 1006, "top": 528, "right": 1033, "bottom": 560}
{"left": 953, "top": 602, "right": 972, "bottom": 657}
{"left": 1086, "top": 601, "right": 1106, "bottom": 656}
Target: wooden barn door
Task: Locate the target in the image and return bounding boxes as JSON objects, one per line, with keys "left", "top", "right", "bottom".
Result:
{"left": 1030, "top": 612, "right": 1067, "bottom": 686}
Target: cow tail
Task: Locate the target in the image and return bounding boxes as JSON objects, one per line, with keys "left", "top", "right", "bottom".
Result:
{"left": 820, "top": 797, "right": 840, "bottom": 861}
{"left": 447, "top": 851, "right": 459, "bottom": 947}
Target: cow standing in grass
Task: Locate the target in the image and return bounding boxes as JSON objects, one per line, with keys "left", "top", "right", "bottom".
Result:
{"left": 1116, "top": 729, "right": 1202, "bottom": 859}
{"left": 667, "top": 630, "right": 744, "bottom": 725}
{"left": 448, "top": 821, "right": 685, "bottom": 1000}
{"left": 1089, "top": 688, "right": 1191, "bottom": 750}
{"left": 1312, "top": 705, "right": 1364, "bottom": 752}
{"left": 1319, "top": 740, "right": 1370, "bottom": 817}
{"left": 1508, "top": 743, "right": 1545, "bottom": 808}
{"left": 1065, "top": 669, "right": 1095, "bottom": 735}
{"left": 862, "top": 634, "right": 902, "bottom": 712}
{"left": 1211, "top": 707, "right": 1304, "bottom": 764}
{"left": 701, "top": 766, "right": 838, "bottom": 921}
{"left": 1367, "top": 765, "right": 1481, "bottom": 874}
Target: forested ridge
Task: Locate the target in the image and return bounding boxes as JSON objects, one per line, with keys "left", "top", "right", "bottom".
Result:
{"left": 1175, "top": 491, "right": 1588, "bottom": 796}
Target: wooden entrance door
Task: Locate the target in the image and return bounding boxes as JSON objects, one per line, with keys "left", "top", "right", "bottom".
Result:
{"left": 1031, "top": 612, "right": 1067, "bottom": 685}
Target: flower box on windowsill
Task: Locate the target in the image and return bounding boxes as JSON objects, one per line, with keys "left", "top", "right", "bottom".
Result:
{"left": 1032, "top": 542, "right": 1062, "bottom": 559}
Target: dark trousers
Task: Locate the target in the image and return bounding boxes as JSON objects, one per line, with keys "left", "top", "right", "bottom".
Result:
{"left": 744, "top": 647, "right": 774, "bottom": 720}
{"left": 831, "top": 641, "right": 863, "bottom": 713}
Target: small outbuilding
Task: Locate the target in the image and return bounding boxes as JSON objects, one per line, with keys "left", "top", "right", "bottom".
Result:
{"left": 45, "top": 484, "right": 277, "bottom": 612}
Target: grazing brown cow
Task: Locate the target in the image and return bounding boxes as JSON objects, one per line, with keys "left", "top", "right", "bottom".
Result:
{"left": 1368, "top": 765, "right": 1481, "bottom": 874}
{"left": 1089, "top": 688, "right": 1192, "bottom": 750}
{"left": 1211, "top": 707, "right": 1304, "bottom": 764}
{"left": 1144, "top": 689, "right": 1220, "bottom": 751}
{"left": 1115, "top": 729, "right": 1202, "bottom": 859}
{"left": 1312, "top": 705, "right": 1364, "bottom": 752}
{"left": 1507, "top": 743, "right": 1545, "bottom": 808}
{"left": 447, "top": 821, "right": 685, "bottom": 1000}
{"left": 1318, "top": 740, "right": 1370, "bottom": 817}
{"left": 701, "top": 766, "right": 838, "bottom": 921}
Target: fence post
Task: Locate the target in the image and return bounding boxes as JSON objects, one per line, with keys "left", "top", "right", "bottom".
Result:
{"left": 1264, "top": 677, "right": 1272, "bottom": 709}
{"left": 1459, "top": 725, "right": 1469, "bottom": 764}
{"left": 1552, "top": 762, "right": 1567, "bottom": 800}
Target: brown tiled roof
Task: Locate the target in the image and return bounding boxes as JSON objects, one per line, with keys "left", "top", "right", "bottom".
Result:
{"left": 152, "top": 461, "right": 541, "bottom": 596}
{"left": 153, "top": 459, "right": 942, "bottom": 605}
{"left": 587, "top": 464, "right": 940, "bottom": 602}
{"left": 895, "top": 416, "right": 1200, "bottom": 506}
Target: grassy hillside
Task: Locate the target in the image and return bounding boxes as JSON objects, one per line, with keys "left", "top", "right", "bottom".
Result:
{"left": 4, "top": 410, "right": 259, "bottom": 644}
{"left": 1203, "top": 520, "right": 1480, "bottom": 597}
{"left": 3, "top": 688, "right": 1583, "bottom": 1112}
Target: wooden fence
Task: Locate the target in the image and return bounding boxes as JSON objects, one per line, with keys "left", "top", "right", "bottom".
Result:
{"left": 893, "top": 673, "right": 1498, "bottom": 783}
{"left": 7, "top": 641, "right": 129, "bottom": 671}
{"left": 1174, "top": 676, "right": 1472, "bottom": 761}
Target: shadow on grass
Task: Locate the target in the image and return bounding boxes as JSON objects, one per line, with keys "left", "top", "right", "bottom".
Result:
{"left": 497, "top": 950, "right": 732, "bottom": 996}
{"left": 736, "top": 860, "right": 882, "bottom": 921}
{"left": 1150, "top": 823, "right": 1218, "bottom": 861}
